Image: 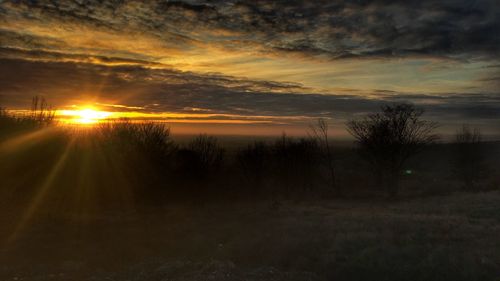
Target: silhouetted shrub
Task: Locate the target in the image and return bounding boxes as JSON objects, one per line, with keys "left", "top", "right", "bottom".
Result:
{"left": 0, "top": 96, "right": 55, "bottom": 136}
{"left": 94, "top": 120, "right": 177, "bottom": 202}
{"left": 236, "top": 141, "right": 271, "bottom": 197}
{"left": 97, "top": 120, "right": 175, "bottom": 161}
{"left": 272, "top": 134, "right": 322, "bottom": 198}
{"left": 176, "top": 134, "right": 225, "bottom": 181}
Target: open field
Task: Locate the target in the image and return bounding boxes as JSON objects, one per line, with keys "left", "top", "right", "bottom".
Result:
{"left": 1, "top": 0, "right": 500, "bottom": 279}
{"left": 1, "top": 110, "right": 499, "bottom": 280}
{"left": 1, "top": 191, "right": 500, "bottom": 281}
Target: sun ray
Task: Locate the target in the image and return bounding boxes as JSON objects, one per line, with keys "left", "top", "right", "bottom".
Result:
{"left": 5, "top": 136, "right": 77, "bottom": 245}
{"left": 0, "top": 128, "right": 56, "bottom": 154}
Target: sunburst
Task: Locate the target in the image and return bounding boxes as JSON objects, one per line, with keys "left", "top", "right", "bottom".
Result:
{"left": 59, "top": 107, "right": 113, "bottom": 124}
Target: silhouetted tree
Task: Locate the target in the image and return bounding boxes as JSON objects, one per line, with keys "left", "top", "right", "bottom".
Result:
{"left": 453, "top": 125, "right": 486, "bottom": 191}
{"left": 347, "top": 104, "right": 438, "bottom": 197}
{"left": 177, "top": 134, "right": 225, "bottom": 180}
{"left": 272, "top": 134, "right": 321, "bottom": 198}
{"left": 310, "top": 118, "right": 339, "bottom": 196}
{"left": 97, "top": 120, "right": 176, "bottom": 163}
{"left": 237, "top": 141, "right": 270, "bottom": 197}
{"left": 96, "top": 120, "right": 177, "bottom": 202}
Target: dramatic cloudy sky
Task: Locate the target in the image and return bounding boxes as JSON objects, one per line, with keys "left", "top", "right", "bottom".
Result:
{"left": 0, "top": 0, "right": 499, "bottom": 136}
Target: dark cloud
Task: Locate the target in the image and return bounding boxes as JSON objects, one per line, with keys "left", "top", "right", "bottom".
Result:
{"left": 0, "top": 29, "right": 67, "bottom": 50}
{"left": 0, "top": 1, "right": 498, "bottom": 136}
{"left": 1, "top": 57, "right": 498, "bottom": 126}
{"left": 1, "top": 0, "right": 499, "bottom": 59}
{"left": 0, "top": 47, "right": 164, "bottom": 67}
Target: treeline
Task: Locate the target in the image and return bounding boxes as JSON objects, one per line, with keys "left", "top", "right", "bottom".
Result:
{"left": 0, "top": 102, "right": 497, "bottom": 208}
{"left": 88, "top": 122, "right": 333, "bottom": 203}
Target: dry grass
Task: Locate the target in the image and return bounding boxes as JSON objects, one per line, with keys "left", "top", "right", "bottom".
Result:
{"left": 1, "top": 191, "right": 499, "bottom": 280}
{"left": 1, "top": 107, "right": 499, "bottom": 280}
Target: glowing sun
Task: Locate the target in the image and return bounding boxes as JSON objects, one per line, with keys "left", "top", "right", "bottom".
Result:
{"left": 59, "top": 108, "right": 113, "bottom": 124}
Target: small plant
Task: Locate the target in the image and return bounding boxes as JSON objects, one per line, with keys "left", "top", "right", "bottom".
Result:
{"left": 29, "top": 96, "right": 56, "bottom": 126}
{"left": 0, "top": 96, "right": 56, "bottom": 135}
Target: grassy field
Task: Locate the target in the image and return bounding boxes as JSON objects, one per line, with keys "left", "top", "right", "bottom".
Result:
{"left": 1, "top": 191, "right": 499, "bottom": 281}
{"left": 1, "top": 112, "right": 499, "bottom": 280}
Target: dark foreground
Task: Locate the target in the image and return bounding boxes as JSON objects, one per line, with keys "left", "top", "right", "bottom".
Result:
{"left": 1, "top": 191, "right": 500, "bottom": 281}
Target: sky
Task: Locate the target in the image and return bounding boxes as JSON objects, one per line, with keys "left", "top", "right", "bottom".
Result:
{"left": 0, "top": 0, "right": 499, "bottom": 137}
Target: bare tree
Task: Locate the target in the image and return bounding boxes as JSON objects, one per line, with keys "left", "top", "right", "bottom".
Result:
{"left": 346, "top": 104, "right": 438, "bottom": 197}
{"left": 188, "top": 134, "right": 224, "bottom": 172}
{"left": 310, "top": 118, "right": 339, "bottom": 196}
{"left": 176, "top": 134, "right": 225, "bottom": 179}
{"left": 453, "top": 125, "right": 486, "bottom": 191}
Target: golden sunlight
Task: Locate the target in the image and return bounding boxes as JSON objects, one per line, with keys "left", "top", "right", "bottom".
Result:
{"left": 58, "top": 108, "right": 113, "bottom": 124}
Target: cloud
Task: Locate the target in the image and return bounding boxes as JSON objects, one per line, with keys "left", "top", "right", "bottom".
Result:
{"left": 0, "top": 1, "right": 498, "bottom": 135}
{"left": 1, "top": 57, "right": 498, "bottom": 125}
{"left": 0, "top": 47, "right": 164, "bottom": 67}
{"left": 1, "top": 0, "right": 499, "bottom": 60}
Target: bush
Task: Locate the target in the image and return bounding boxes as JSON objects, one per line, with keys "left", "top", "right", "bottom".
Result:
{"left": 271, "top": 134, "right": 322, "bottom": 198}
{"left": 236, "top": 141, "right": 271, "bottom": 197}
{"left": 176, "top": 134, "right": 225, "bottom": 180}
{"left": 97, "top": 120, "right": 175, "bottom": 161}
{"left": 94, "top": 120, "right": 177, "bottom": 203}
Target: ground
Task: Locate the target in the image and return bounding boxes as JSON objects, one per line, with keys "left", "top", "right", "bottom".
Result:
{"left": 1, "top": 191, "right": 499, "bottom": 281}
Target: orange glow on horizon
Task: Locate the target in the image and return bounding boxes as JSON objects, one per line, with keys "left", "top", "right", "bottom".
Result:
{"left": 9, "top": 104, "right": 315, "bottom": 128}
{"left": 58, "top": 108, "right": 113, "bottom": 124}
{"left": 53, "top": 105, "right": 312, "bottom": 126}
